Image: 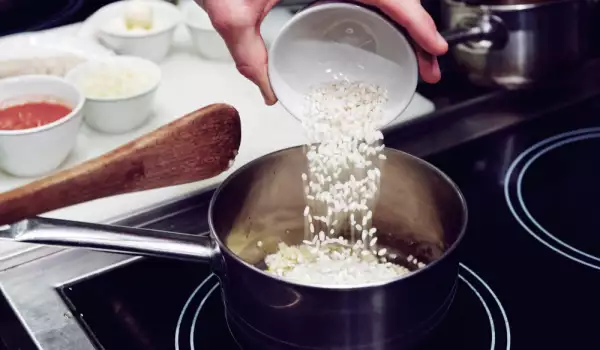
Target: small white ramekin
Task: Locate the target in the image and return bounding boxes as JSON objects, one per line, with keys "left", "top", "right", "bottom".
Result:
{"left": 98, "top": 0, "right": 181, "bottom": 63}
{"left": 182, "top": 1, "right": 233, "bottom": 62}
{"left": 65, "top": 56, "right": 162, "bottom": 134}
{"left": 0, "top": 75, "right": 85, "bottom": 177}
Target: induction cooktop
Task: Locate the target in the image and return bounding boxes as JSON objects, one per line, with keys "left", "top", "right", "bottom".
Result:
{"left": 52, "top": 93, "right": 600, "bottom": 350}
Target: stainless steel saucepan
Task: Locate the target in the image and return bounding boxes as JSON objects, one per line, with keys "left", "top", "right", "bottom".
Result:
{"left": 441, "top": 0, "right": 588, "bottom": 88}
{"left": 0, "top": 146, "right": 467, "bottom": 350}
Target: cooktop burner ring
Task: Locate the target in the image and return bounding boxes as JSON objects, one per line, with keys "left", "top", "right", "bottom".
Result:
{"left": 505, "top": 127, "right": 600, "bottom": 270}
{"left": 174, "top": 273, "right": 228, "bottom": 350}
{"left": 459, "top": 263, "right": 511, "bottom": 350}
{"left": 174, "top": 264, "right": 510, "bottom": 350}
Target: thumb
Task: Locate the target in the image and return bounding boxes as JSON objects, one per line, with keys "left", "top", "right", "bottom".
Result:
{"left": 221, "top": 26, "right": 277, "bottom": 105}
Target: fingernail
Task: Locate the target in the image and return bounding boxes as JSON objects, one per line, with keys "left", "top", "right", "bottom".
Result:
{"left": 264, "top": 94, "right": 277, "bottom": 106}
{"left": 436, "top": 32, "right": 448, "bottom": 49}
{"left": 259, "top": 86, "right": 275, "bottom": 105}
{"left": 431, "top": 59, "right": 442, "bottom": 83}
{"left": 260, "top": 68, "right": 277, "bottom": 105}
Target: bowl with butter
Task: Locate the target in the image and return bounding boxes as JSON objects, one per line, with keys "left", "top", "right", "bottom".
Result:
{"left": 98, "top": 0, "right": 182, "bottom": 63}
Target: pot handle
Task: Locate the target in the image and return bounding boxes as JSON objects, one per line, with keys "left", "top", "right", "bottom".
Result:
{"left": 442, "top": 14, "right": 508, "bottom": 48}
{"left": 0, "top": 217, "right": 214, "bottom": 262}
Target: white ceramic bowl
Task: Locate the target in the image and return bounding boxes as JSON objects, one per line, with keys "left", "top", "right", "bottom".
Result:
{"left": 182, "top": 1, "right": 232, "bottom": 62}
{"left": 65, "top": 56, "right": 161, "bottom": 134}
{"left": 98, "top": 0, "right": 181, "bottom": 63}
{"left": 268, "top": 2, "right": 419, "bottom": 128}
{"left": 183, "top": 3, "right": 294, "bottom": 62}
{"left": 0, "top": 75, "right": 84, "bottom": 177}
{"left": 261, "top": 7, "right": 294, "bottom": 49}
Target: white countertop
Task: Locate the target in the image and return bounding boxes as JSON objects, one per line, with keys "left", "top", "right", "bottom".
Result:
{"left": 0, "top": 16, "right": 435, "bottom": 259}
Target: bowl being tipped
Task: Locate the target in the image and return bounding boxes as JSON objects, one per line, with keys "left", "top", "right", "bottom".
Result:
{"left": 268, "top": 2, "right": 419, "bottom": 128}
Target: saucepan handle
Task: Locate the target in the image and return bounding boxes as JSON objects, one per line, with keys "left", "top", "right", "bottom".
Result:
{"left": 444, "top": 26, "right": 491, "bottom": 45}
{"left": 0, "top": 217, "right": 214, "bottom": 262}
{"left": 442, "top": 14, "right": 508, "bottom": 48}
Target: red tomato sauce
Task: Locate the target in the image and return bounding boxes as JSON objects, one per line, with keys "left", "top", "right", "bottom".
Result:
{"left": 0, "top": 101, "right": 72, "bottom": 130}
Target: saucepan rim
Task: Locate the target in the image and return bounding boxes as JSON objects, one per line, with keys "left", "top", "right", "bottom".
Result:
{"left": 207, "top": 145, "right": 469, "bottom": 291}
{"left": 442, "top": 0, "right": 579, "bottom": 12}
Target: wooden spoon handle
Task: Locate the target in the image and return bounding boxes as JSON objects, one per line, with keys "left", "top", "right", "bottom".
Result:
{"left": 0, "top": 103, "right": 241, "bottom": 226}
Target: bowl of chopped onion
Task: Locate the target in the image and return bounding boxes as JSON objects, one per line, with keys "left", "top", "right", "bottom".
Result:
{"left": 268, "top": 2, "right": 419, "bottom": 128}
{"left": 65, "top": 56, "right": 161, "bottom": 134}
{"left": 97, "top": 0, "right": 181, "bottom": 63}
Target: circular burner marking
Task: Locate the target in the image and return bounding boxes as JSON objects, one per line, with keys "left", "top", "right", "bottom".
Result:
{"left": 505, "top": 128, "right": 600, "bottom": 270}
{"left": 459, "top": 275, "right": 495, "bottom": 349}
{"left": 176, "top": 264, "right": 510, "bottom": 350}
{"left": 191, "top": 282, "right": 224, "bottom": 350}
{"left": 460, "top": 263, "right": 511, "bottom": 350}
{"left": 175, "top": 273, "right": 217, "bottom": 350}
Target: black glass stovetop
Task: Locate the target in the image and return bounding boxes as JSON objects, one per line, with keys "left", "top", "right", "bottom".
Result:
{"left": 58, "top": 96, "right": 600, "bottom": 350}
{"left": 0, "top": 0, "right": 121, "bottom": 36}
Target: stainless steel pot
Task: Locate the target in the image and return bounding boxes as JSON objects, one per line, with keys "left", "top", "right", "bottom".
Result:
{"left": 442, "top": 0, "right": 587, "bottom": 88}
{"left": 1, "top": 146, "right": 467, "bottom": 350}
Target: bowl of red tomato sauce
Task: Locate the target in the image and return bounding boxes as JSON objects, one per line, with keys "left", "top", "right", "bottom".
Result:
{"left": 0, "top": 75, "right": 84, "bottom": 177}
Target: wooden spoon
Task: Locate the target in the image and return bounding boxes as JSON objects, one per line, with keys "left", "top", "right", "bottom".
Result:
{"left": 0, "top": 103, "right": 242, "bottom": 226}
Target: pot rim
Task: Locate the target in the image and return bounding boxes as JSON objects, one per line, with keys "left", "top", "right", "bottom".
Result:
{"left": 207, "top": 145, "right": 469, "bottom": 291}
{"left": 442, "top": 0, "right": 580, "bottom": 12}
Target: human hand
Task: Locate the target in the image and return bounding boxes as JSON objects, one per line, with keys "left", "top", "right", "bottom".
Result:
{"left": 362, "top": 0, "right": 449, "bottom": 83}
{"left": 196, "top": 0, "right": 280, "bottom": 105}
{"left": 196, "top": 0, "right": 448, "bottom": 106}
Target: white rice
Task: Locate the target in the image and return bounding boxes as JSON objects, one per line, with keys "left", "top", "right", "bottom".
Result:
{"left": 300, "top": 80, "right": 387, "bottom": 250}
{"left": 266, "top": 242, "right": 410, "bottom": 286}
{"left": 264, "top": 80, "right": 424, "bottom": 285}
{"left": 80, "top": 64, "right": 155, "bottom": 99}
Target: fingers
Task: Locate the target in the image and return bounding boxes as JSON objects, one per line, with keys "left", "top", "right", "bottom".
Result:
{"left": 214, "top": 23, "right": 277, "bottom": 105}
{"left": 194, "top": 0, "right": 205, "bottom": 9}
{"left": 416, "top": 48, "right": 441, "bottom": 83}
{"left": 206, "top": 0, "right": 279, "bottom": 105}
{"left": 359, "top": 0, "right": 448, "bottom": 56}
{"left": 261, "top": 0, "right": 281, "bottom": 20}
{"left": 234, "top": 30, "right": 278, "bottom": 105}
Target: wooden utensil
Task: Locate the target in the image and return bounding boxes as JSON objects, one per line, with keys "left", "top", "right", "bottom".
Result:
{"left": 0, "top": 103, "right": 242, "bottom": 226}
